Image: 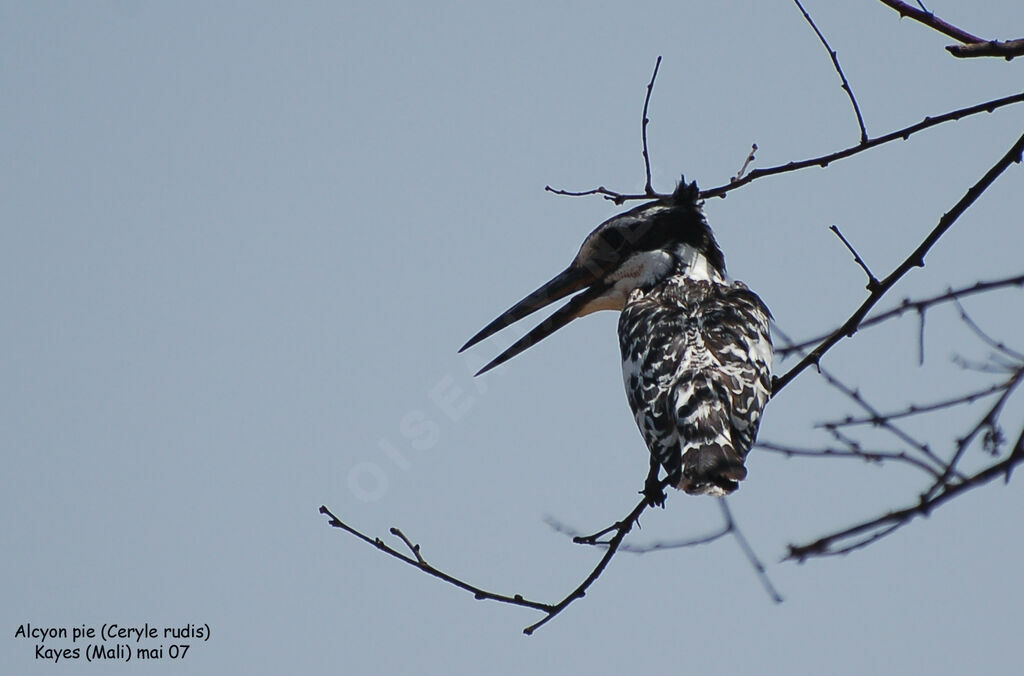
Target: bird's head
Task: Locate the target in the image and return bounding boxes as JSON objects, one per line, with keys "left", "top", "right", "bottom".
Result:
{"left": 461, "top": 178, "right": 725, "bottom": 375}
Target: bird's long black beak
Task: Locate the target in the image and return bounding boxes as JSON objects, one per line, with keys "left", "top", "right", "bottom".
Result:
{"left": 460, "top": 264, "right": 613, "bottom": 376}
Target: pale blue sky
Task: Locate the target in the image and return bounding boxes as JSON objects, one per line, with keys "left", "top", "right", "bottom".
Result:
{"left": 3, "top": 2, "right": 1023, "bottom": 674}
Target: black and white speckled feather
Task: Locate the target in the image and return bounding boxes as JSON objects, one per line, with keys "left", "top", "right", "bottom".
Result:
{"left": 619, "top": 275, "right": 772, "bottom": 495}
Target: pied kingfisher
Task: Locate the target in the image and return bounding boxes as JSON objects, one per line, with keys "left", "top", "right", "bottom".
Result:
{"left": 460, "top": 179, "right": 772, "bottom": 501}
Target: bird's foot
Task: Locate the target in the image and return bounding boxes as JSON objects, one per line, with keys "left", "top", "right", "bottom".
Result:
{"left": 642, "top": 475, "right": 667, "bottom": 508}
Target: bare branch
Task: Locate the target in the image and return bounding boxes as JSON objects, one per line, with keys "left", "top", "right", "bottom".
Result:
{"left": 829, "top": 224, "right": 879, "bottom": 290}
{"left": 793, "top": 0, "right": 868, "bottom": 143}
{"left": 543, "top": 184, "right": 650, "bottom": 205}
{"left": 926, "top": 368, "right": 1024, "bottom": 497}
{"left": 768, "top": 325, "right": 944, "bottom": 478}
{"left": 703, "top": 91, "right": 1024, "bottom": 199}
{"left": 947, "top": 39, "right": 1024, "bottom": 60}
{"left": 816, "top": 368, "right": 953, "bottom": 473}
{"left": 641, "top": 56, "right": 662, "bottom": 196}
{"left": 336, "top": 43, "right": 1024, "bottom": 631}
{"left": 549, "top": 499, "right": 783, "bottom": 603}
{"left": 546, "top": 90, "right": 1024, "bottom": 205}
{"left": 876, "top": 1, "right": 1024, "bottom": 60}
{"left": 782, "top": 314, "right": 1023, "bottom": 562}
{"left": 522, "top": 487, "right": 660, "bottom": 635}
{"left": 785, "top": 425, "right": 1024, "bottom": 561}
{"left": 318, "top": 505, "right": 551, "bottom": 612}
{"left": 876, "top": 0, "right": 983, "bottom": 43}
{"left": 777, "top": 274, "right": 1024, "bottom": 359}
{"left": 321, "top": 476, "right": 674, "bottom": 635}
{"left": 771, "top": 129, "right": 1024, "bottom": 396}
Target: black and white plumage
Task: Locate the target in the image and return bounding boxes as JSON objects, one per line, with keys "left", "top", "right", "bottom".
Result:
{"left": 460, "top": 179, "right": 772, "bottom": 498}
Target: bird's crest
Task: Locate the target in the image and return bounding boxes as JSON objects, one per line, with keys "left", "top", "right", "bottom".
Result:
{"left": 671, "top": 176, "right": 701, "bottom": 208}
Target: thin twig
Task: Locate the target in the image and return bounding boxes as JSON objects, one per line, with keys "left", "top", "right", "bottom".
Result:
{"left": 917, "top": 309, "right": 926, "bottom": 365}
{"left": 803, "top": 523, "right": 904, "bottom": 558}
{"left": 953, "top": 353, "right": 1021, "bottom": 375}
{"left": 793, "top": 0, "right": 868, "bottom": 143}
{"left": 641, "top": 56, "right": 662, "bottom": 196}
{"left": 829, "top": 224, "right": 879, "bottom": 290}
{"left": 953, "top": 299, "right": 1024, "bottom": 362}
{"left": 771, "top": 129, "right": 1024, "bottom": 396}
{"left": 545, "top": 516, "right": 729, "bottom": 552}
{"left": 390, "top": 527, "right": 426, "bottom": 564}
{"left": 822, "top": 379, "right": 1018, "bottom": 428}
{"left": 544, "top": 184, "right": 651, "bottom": 206}
{"left": 731, "top": 143, "right": 758, "bottom": 183}
{"left": 719, "top": 500, "right": 784, "bottom": 603}
{"left": 757, "top": 440, "right": 943, "bottom": 477}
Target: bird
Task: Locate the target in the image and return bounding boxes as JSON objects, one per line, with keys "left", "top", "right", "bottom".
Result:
{"left": 460, "top": 178, "right": 772, "bottom": 503}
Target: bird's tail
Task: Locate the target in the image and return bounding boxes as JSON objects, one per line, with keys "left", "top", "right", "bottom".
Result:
{"left": 676, "top": 443, "right": 747, "bottom": 496}
{"left": 669, "top": 374, "right": 748, "bottom": 496}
